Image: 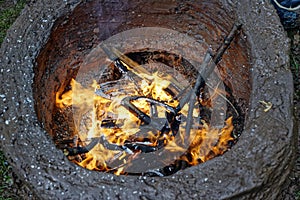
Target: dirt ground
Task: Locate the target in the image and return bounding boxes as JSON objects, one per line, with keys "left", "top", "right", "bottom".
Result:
{"left": 0, "top": 0, "right": 299, "bottom": 199}
{"left": 280, "top": 28, "right": 300, "bottom": 200}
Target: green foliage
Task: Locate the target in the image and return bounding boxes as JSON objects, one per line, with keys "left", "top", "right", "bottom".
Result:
{"left": 291, "top": 54, "right": 299, "bottom": 73}
{"left": 0, "top": 0, "right": 26, "bottom": 44}
{"left": 0, "top": 151, "right": 13, "bottom": 200}
{"left": 296, "top": 190, "right": 300, "bottom": 200}
{"left": 290, "top": 47, "right": 300, "bottom": 99}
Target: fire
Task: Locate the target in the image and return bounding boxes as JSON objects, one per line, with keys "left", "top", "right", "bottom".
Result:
{"left": 55, "top": 56, "right": 235, "bottom": 176}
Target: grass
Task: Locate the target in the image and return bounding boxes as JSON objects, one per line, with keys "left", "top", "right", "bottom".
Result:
{"left": 0, "top": 0, "right": 26, "bottom": 44}
{"left": 291, "top": 54, "right": 299, "bottom": 74}
{"left": 0, "top": 152, "right": 13, "bottom": 200}
{"left": 289, "top": 30, "right": 300, "bottom": 200}
{"left": 291, "top": 55, "right": 300, "bottom": 101}
{"left": 297, "top": 190, "right": 300, "bottom": 200}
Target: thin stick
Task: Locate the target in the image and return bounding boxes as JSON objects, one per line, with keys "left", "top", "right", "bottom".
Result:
{"left": 214, "top": 23, "right": 242, "bottom": 64}
{"left": 94, "top": 23, "right": 242, "bottom": 156}
{"left": 64, "top": 137, "right": 100, "bottom": 156}
{"left": 183, "top": 23, "right": 242, "bottom": 141}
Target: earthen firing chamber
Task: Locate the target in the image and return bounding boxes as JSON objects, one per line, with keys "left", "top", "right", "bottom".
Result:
{"left": 0, "top": 0, "right": 296, "bottom": 199}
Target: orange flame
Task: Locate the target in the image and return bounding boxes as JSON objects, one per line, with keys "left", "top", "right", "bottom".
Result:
{"left": 55, "top": 63, "right": 234, "bottom": 174}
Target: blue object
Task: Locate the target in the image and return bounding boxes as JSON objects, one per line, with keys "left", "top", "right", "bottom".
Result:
{"left": 273, "top": 0, "right": 300, "bottom": 9}
{"left": 271, "top": 0, "right": 300, "bottom": 28}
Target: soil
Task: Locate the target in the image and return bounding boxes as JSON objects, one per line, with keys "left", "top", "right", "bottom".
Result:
{"left": 280, "top": 29, "right": 300, "bottom": 200}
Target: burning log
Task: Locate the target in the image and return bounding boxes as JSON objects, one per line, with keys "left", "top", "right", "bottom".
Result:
{"left": 95, "top": 23, "right": 242, "bottom": 154}
{"left": 63, "top": 137, "right": 100, "bottom": 156}
{"left": 57, "top": 22, "right": 242, "bottom": 176}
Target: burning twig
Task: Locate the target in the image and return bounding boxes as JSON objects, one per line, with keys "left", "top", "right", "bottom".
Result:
{"left": 121, "top": 97, "right": 181, "bottom": 149}
{"left": 177, "top": 23, "right": 242, "bottom": 145}
{"left": 94, "top": 23, "right": 242, "bottom": 156}
{"left": 121, "top": 96, "right": 177, "bottom": 124}
{"left": 98, "top": 95, "right": 181, "bottom": 154}
{"left": 66, "top": 23, "right": 242, "bottom": 172}
{"left": 63, "top": 137, "right": 100, "bottom": 156}
{"left": 100, "top": 44, "right": 184, "bottom": 94}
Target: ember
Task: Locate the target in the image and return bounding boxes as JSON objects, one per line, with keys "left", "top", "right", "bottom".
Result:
{"left": 54, "top": 23, "right": 242, "bottom": 176}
